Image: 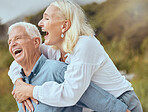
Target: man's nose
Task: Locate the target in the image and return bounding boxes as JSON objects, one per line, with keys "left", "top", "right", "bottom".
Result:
{"left": 10, "top": 40, "right": 16, "bottom": 47}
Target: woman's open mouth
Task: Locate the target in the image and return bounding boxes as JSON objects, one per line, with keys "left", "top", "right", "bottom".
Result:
{"left": 41, "top": 28, "right": 49, "bottom": 39}
{"left": 44, "top": 31, "right": 49, "bottom": 39}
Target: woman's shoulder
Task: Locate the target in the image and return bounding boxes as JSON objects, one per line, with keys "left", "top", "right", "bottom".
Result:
{"left": 70, "top": 35, "right": 105, "bottom": 63}
{"left": 79, "top": 35, "right": 99, "bottom": 42}
{"left": 74, "top": 35, "right": 102, "bottom": 51}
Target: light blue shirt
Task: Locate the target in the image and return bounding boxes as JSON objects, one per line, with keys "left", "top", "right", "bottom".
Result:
{"left": 17, "top": 54, "right": 82, "bottom": 112}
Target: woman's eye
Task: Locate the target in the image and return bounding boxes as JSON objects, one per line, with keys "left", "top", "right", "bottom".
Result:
{"left": 45, "top": 18, "right": 49, "bottom": 20}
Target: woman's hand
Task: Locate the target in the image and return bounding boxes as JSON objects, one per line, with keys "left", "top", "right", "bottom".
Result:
{"left": 12, "top": 82, "right": 35, "bottom": 103}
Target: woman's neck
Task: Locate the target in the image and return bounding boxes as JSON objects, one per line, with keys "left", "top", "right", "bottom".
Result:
{"left": 60, "top": 54, "right": 67, "bottom": 62}
{"left": 55, "top": 41, "right": 68, "bottom": 62}
{"left": 59, "top": 48, "right": 67, "bottom": 62}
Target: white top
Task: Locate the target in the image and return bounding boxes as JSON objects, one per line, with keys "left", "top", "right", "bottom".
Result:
{"left": 8, "top": 36, "right": 133, "bottom": 107}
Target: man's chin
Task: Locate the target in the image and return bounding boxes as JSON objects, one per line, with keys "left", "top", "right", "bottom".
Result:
{"left": 15, "top": 57, "right": 23, "bottom": 64}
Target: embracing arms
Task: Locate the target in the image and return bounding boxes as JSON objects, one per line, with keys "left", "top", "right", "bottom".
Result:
{"left": 9, "top": 41, "right": 130, "bottom": 112}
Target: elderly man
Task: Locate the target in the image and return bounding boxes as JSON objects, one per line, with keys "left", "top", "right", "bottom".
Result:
{"left": 8, "top": 22, "right": 128, "bottom": 112}
{"left": 8, "top": 22, "right": 83, "bottom": 112}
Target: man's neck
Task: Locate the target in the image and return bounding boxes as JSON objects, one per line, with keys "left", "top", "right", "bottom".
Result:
{"left": 21, "top": 52, "right": 41, "bottom": 77}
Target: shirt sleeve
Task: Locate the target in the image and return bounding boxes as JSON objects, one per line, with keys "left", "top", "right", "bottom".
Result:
{"left": 33, "top": 36, "right": 105, "bottom": 106}
{"left": 40, "top": 44, "right": 59, "bottom": 60}
{"left": 8, "top": 61, "right": 23, "bottom": 84}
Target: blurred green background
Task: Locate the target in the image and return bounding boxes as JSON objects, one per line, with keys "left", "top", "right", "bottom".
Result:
{"left": 0, "top": 0, "right": 148, "bottom": 111}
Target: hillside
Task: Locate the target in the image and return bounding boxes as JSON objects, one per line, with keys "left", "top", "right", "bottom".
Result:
{"left": 0, "top": 24, "right": 7, "bottom": 40}
{"left": 83, "top": 0, "right": 148, "bottom": 54}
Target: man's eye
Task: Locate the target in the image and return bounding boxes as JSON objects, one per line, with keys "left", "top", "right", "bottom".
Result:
{"left": 8, "top": 41, "right": 11, "bottom": 45}
{"left": 16, "top": 36, "right": 21, "bottom": 40}
{"left": 45, "top": 18, "right": 49, "bottom": 20}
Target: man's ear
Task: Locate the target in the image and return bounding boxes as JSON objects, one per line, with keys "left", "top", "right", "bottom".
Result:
{"left": 33, "top": 37, "right": 41, "bottom": 48}
{"left": 61, "top": 19, "right": 71, "bottom": 33}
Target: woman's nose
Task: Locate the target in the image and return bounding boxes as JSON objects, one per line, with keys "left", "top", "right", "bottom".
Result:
{"left": 38, "top": 19, "right": 43, "bottom": 27}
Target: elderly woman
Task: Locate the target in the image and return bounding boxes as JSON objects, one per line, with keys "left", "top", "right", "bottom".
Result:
{"left": 9, "top": 0, "right": 142, "bottom": 112}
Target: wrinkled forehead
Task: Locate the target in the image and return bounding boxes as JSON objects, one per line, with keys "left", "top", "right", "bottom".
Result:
{"left": 9, "top": 26, "right": 27, "bottom": 39}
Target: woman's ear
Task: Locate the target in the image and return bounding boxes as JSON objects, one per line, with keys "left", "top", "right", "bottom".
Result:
{"left": 61, "top": 20, "right": 71, "bottom": 33}
{"left": 33, "top": 37, "right": 41, "bottom": 48}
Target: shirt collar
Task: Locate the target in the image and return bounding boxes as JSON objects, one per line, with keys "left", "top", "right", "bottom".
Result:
{"left": 32, "top": 54, "right": 47, "bottom": 75}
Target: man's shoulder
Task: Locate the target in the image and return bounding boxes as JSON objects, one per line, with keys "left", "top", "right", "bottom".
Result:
{"left": 45, "top": 59, "right": 67, "bottom": 65}
{"left": 43, "top": 59, "right": 67, "bottom": 71}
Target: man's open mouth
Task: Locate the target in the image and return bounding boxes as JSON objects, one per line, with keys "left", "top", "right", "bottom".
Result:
{"left": 13, "top": 49, "right": 22, "bottom": 55}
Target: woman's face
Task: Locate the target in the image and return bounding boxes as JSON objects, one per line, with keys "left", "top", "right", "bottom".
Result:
{"left": 38, "top": 5, "right": 65, "bottom": 46}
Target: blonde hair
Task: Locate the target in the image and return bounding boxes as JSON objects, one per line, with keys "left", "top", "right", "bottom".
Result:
{"left": 8, "top": 22, "right": 42, "bottom": 44}
{"left": 51, "top": 0, "right": 95, "bottom": 53}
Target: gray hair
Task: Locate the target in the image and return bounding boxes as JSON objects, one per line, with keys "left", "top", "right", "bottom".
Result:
{"left": 8, "top": 22, "right": 42, "bottom": 44}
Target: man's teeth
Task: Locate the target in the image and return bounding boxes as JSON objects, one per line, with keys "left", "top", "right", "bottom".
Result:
{"left": 13, "top": 49, "right": 22, "bottom": 55}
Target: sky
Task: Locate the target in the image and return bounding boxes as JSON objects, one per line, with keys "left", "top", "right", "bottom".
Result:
{"left": 0, "top": 0, "right": 106, "bottom": 24}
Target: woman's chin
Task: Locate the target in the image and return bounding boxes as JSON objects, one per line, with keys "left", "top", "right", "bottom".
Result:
{"left": 44, "top": 41, "right": 49, "bottom": 45}
{"left": 44, "top": 40, "right": 51, "bottom": 45}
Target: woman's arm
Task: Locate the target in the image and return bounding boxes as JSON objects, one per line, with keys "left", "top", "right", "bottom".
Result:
{"left": 40, "top": 44, "right": 59, "bottom": 60}
{"left": 8, "top": 61, "right": 23, "bottom": 84}
{"left": 32, "top": 37, "right": 108, "bottom": 106}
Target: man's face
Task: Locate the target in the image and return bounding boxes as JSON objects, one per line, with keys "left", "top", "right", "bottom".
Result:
{"left": 8, "top": 26, "right": 35, "bottom": 64}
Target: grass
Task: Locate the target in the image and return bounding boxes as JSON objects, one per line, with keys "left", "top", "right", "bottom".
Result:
{"left": 0, "top": 69, "right": 18, "bottom": 112}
